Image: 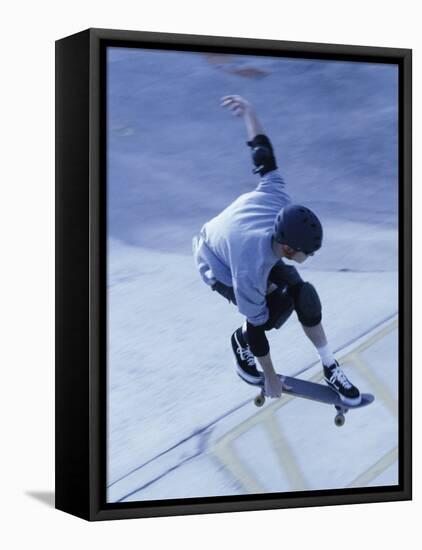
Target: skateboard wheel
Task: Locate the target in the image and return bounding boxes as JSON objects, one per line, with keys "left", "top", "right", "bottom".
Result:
{"left": 254, "top": 395, "right": 265, "bottom": 407}
{"left": 334, "top": 414, "right": 345, "bottom": 427}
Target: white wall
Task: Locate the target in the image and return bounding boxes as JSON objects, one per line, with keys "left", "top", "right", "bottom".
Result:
{"left": 0, "top": 1, "right": 418, "bottom": 548}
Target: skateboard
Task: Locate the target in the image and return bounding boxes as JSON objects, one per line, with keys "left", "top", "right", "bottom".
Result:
{"left": 253, "top": 375, "right": 374, "bottom": 427}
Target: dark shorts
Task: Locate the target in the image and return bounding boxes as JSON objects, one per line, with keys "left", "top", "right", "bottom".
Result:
{"left": 211, "top": 281, "right": 294, "bottom": 331}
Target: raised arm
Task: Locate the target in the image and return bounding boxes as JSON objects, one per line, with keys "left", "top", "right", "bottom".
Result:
{"left": 221, "top": 95, "right": 277, "bottom": 176}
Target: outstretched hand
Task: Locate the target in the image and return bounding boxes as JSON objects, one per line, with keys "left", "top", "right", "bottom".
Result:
{"left": 263, "top": 373, "right": 292, "bottom": 399}
{"left": 220, "top": 95, "right": 263, "bottom": 140}
{"left": 221, "top": 95, "right": 252, "bottom": 117}
{"left": 264, "top": 373, "right": 283, "bottom": 398}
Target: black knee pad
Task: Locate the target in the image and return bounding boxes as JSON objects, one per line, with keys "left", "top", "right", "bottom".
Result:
{"left": 264, "top": 287, "right": 294, "bottom": 330}
{"left": 273, "top": 304, "right": 294, "bottom": 330}
{"left": 289, "top": 281, "right": 322, "bottom": 327}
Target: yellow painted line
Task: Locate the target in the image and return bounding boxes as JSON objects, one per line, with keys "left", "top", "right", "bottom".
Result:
{"left": 210, "top": 317, "right": 398, "bottom": 493}
{"left": 347, "top": 447, "right": 398, "bottom": 488}
{"left": 211, "top": 380, "right": 320, "bottom": 492}
{"left": 342, "top": 319, "right": 398, "bottom": 358}
{"left": 342, "top": 352, "right": 398, "bottom": 417}
{"left": 212, "top": 438, "right": 266, "bottom": 493}
{"left": 262, "top": 414, "right": 308, "bottom": 491}
{"left": 339, "top": 319, "right": 398, "bottom": 417}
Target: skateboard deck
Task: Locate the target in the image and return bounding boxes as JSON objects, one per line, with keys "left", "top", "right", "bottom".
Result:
{"left": 253, "top": 374, "right": 374, "bottom": 427}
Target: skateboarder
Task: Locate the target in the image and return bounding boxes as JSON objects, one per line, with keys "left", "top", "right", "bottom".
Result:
{"left": 193, "top": 95, "right": 361, "bottom": 406}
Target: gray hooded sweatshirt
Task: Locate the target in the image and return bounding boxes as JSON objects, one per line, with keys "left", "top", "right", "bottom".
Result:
{"left": 193, "top": 169, "right": 291, "bottom": 326}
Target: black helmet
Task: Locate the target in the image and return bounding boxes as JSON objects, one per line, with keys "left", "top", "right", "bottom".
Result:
{"left": 274, "top": 204, "right": 323, "bottom": 254}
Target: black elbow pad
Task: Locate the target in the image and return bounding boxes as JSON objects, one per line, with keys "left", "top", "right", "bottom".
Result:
{"left": 247, "top": 134, "right": 277, "bottom": 176}
{"left": 246, "top": 321, "right": 270, "bottom": 357}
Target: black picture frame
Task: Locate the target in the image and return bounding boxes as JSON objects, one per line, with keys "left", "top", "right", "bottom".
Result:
{"left": 55, "top": 27, "right": 412, "bottom": 521}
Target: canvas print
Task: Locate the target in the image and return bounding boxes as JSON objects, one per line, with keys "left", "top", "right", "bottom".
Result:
{"left": 106, "top": 47, "right": 398, "bottom": 503}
